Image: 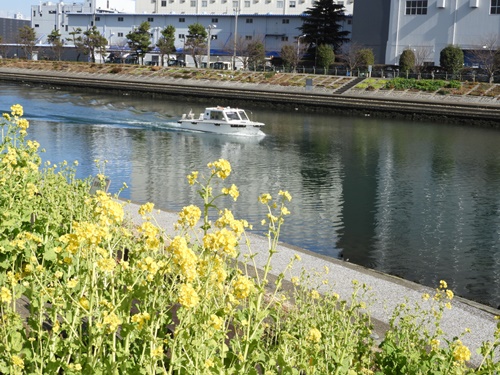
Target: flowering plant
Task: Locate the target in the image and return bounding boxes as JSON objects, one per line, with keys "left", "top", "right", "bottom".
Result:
{"left": 0, "top": 105, "right": 498, "bottom": 374}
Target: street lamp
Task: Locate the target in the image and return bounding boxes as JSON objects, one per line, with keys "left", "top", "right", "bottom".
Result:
{"left": 233, "top": 6, "right": 239, "bottom": 70}
{"left": 206, "top": 24, "right": 216, "bottom": 68}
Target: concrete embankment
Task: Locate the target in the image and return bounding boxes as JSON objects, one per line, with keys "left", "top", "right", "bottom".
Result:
{"left": 122, "top": 202, "right": 499, "bottom": 367}
{"left": 1, "top": 67, "right": 500, "bottom": 127}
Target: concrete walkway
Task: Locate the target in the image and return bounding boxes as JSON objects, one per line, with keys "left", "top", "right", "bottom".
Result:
{"left": 123, "top": 202, "right": 499, "bottom": 367}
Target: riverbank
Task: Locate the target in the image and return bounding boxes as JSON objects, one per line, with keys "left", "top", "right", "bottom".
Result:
{"left": 0, "top": 60, "right": 499, "bottom": 127}
{"left": 123, "top": 201, "right": 499, "bottom": 367}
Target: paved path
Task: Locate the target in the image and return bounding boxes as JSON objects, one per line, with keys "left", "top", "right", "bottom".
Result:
{"left": 123, "top": 202, "right": 499, "bottom": 366}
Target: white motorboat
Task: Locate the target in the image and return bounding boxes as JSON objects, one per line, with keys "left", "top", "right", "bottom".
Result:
{"left": 177, "top": 106, "right": 265, "bottom": 136}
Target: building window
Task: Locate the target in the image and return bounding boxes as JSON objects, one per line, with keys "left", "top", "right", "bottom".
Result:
{"left": 405, "top": 0, "right": 428, "bottom": 14}
{"left": 246, "top": 18, "right": 253, "bottom": 23}
{"left": 233, "top": 0, "right": 239, "bottom": 7}
{"left": 282, "top": 18, "right": 289, "bottom": 23}
{"left": 211, "top": 35, "right": 218, "bottom": 40}
{"left": 179, "top": 33, "right": 185, "bottom": 38}
{"left": 95, "top": 16, "right": 100, "bottom": 21}
{"left": 281, "top": 36, "right": 288, "bottom": 41}
{"left": 491, "top": 0, "right": 500, "bottom": 13}
{"left": 202, "top": 0, "right": 208, "bottom": 6}
{"left": 161, "top": 0, "right": 167, "bottom": 5}
{"left": 49, "top": 10, "right": 56, "bottom": 14}
{"left": 118, "top": 32, "right": 124, "bottom": 37}
{"left": 179, "top": 17, "right": 185, "bottom": 22}
{"left": 191, "top": 0, "right": 196, "bottom": 6}
{"left": 245, "top": 0, "right": 250, "bottom": 6}
{"left": 148, "top": 17, "right": 154, "bottom": 22}
{"left": 289, "top": 1, "right": 296, "bottom": 7}
{"left": 245, "top": 35, "right": 252, "bottom": 40}
{"left": 212, "top": 17, "right": 218, "bottom": 22}
{"left": 118, "top": 16, "right": 124, "bottom": 21}
{"left": 34, "top": 24, "right": 40, "bottom": 27}
{"left": 277, "top": 1, "right": 284, "bottom": 8}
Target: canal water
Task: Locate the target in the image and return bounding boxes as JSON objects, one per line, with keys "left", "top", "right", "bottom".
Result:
{"left": 2, "top": 82, "right": 500, "bottom": 308}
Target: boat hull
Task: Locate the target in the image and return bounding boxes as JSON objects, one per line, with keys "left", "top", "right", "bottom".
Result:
{"left": 176, "top": 120, "right": 265, "bottom": 136}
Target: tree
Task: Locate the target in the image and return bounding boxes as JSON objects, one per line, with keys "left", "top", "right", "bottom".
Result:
{"left": 413, "top": 46, "right": 433, "bottom": 76}
{"left": 399, "top": 49, "right": 415, "bottom": 74}
{"left": 18, "top": 26, "right": 36, "bottom": 60}
{"left": 317, "top": 44, "right": 335, "bottom": 71}
{"left": 156, "top": 25, "right": 176, "bottom": 66}
{"left": 340, "top": 43, "right": 374, "bottom": 72}
{"left": 280, "top": 44, "right": 298, "bottom": 71}
{"left": 247, "top": 41, "right": 265, "bottom": 70}
{"left": 299, "top": 0, "right": 350, "bottom": 56}
{"left": 440, "top": 45, "right": 464, "bottom": 76}
{"left": 185, "top": 23, "right": 207, "bottom": 68}
{"left": 127, "top": 22, "right": 152, "bottom": 65}
{"left": 47, "top": 29, "right": 64, "bottom": 61}
{"left": 469, "top": 34, "right": 500, "bottom": 83}
{"left": 74, "top": 26, "right": 107, "bottom": 63}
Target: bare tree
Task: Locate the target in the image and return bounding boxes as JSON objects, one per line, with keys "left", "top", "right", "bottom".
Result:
{"left": 413, "top": 46, "right": 433, "bottom": 77}
{"left": 339, "top": 42, "right": 364, "bottom": 72}
{"left": 469, "top": 34, "right": 500, "bottom": 83}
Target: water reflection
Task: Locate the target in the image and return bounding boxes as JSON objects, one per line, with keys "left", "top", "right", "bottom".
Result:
{"left": 2, "top": 82, "right": 500, "bottom": 307}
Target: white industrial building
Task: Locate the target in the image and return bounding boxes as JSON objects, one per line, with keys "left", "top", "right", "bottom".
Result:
{"left": 29, "top": 0, "right": 353, "bottom": 66}
{"left": 351, "top": 0, "right": 500, "bottom": 66}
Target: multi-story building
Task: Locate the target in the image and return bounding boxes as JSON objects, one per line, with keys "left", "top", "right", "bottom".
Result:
{"left": 352, "top": 0, "right": 500, "bottom": 66}
{"left": 30, "top": 0, "right": 353, "bottom": 65}
{"left": 0, "top": 16, "right": 30, "bottom": 44}
{"left": 135, "top": 0, "right": 353, "bottom": 15}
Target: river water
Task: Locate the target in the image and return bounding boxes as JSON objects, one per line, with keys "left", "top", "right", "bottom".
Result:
{"left": 2, "top": 82, "right": 500, "bottom": 308}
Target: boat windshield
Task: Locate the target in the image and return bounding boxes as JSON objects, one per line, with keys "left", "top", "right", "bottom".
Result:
{"left": 225, "top": 111, "right": 241, "bottom": 120}
{"left": 238, "top": 110, "right": 249, "bottom": 121}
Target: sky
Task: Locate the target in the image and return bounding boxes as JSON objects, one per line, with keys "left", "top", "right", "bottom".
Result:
{"left": 0, "top": 0, "right": 35, "bottom": 19}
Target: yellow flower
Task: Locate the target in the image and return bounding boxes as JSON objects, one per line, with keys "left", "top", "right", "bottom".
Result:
{"left": 446, "top": 290, "right": 454, "bottom": 300}
{"left": 439, "top": 280, "right": 448, "bottom": 289}
{"left": 452, "top": 340, "right": 471, "bottom": 362}
{"left": 430, "top": 338, "right": 440, "bottom": 351}
{"left": 209, "top": 314, "right": 224, "bottom": 330}
{"left": 102, "top": 311, "right": 122, "bottom": 333}
{"left": 177, "top": 205, "right": 201, "bottom": 228}
{"left": 67, "top": 278, "right": 78, "bottom": 288}
{"left": 1, "top": 287, "right": 12, "bottom": 304}
{"left": 178, "top": 283, "right": 200, "bottom": 308}
{"left": 258, "top": 193, "right": 272, "bottom": 205}
{"left": 131, "top": 312, "right": 151, "bottom": 329}
{"left": 79, "top": 297, "right": 90, "bottom": 310}
{"left": 278, "top": 190, "right": 292, "bottom": 201}
{"left": 203, "top": 228, "right": 238, "bottom": 258}
{"left": 205, "top": 358, "right": 214, "bottom": 368}
{"left": 291, "top": 276, "right": 300, "bottom": 286}
{"left": 422, "top": 293, "right": 430, "bottom": 301}
{"left": 294, "top": 254, "right": 302, "bottom": 261}
{"left": 11, "top": 355, "right": 24, "bottom": 369}
{"left": 310, "top": 290, "right": 320, "bottom": 300}
{"left": 138, "top": 202, "right": 155, "bottom": 216}
{"left": 187, "top": 171, "right": 198, "bottom": 185}
{"left": 207, "top": 159, "right": 231, "bottom": 179}
{"left": 222, "top": 184, "right": 239, "bottom": 201}
{"left": 232, "top": 275, "right": 255, "bottom": 300}
{"left": 152, "top": 345, "right": 164, "bottom": 358}
{"left": 306, "top": 328, "right": 321, "bottom": 343}
{"left": 97, "top": 257, "right": 116, "bottom": 273}
{"left": 11, "top": 104, "right": 23, "bottom": 117}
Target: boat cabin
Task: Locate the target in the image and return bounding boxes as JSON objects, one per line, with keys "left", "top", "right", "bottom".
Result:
{"left": 203, "top": 107, "right": 250, "bottom": 122}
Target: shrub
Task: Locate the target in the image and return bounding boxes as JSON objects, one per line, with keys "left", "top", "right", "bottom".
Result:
{"left": 440, "top": 45, "right": 464, "bottom": 75}
{"left": 109, "top": 66, "right": 123, "bottom": 74}
{"left": 399, "top": 49, "right": 415, "bottom": 73}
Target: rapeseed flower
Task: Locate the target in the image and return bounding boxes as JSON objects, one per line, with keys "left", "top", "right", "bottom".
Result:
{"left": 187, "top": 170, "right": 198, "bottom": 185}
{"left": 222, "top": 184, "right": 239, "bottom": 201}
{"left": 102, "top": 311, "right": 122, "bottom": 333}
{"left": 97, "top": 257, "right": 116, "bottom": 273}
{"left": 138, "top": 202, "right": 155, "bottom": 216}
{"left": 232, "top": 275, "right": 255, "bottom": 300}
{"left": 1, "top": 287, "right": 12, "bottom": 303}
{"left": 177, "top": 205, "right": 201, "bottom": 228}
{"left": 258, "top": 193, "right": 272, "bottom": 205}
{"left": 440, "top": 280, "right": 448, "bottom": 289}
{"left": 11, "top": 355, "right": 24, "bottom": 369}
{"left": 131, "top": 312, "right": 151, "bottom": 330}
{"left": 306, "top": 328, "right": 322, "bottom": 343}
{"left": 11, "top": 104, "right": 23, "bottom": 117}
{"left": 278, "top": 190, "right": 292, "bottom": 201}
{"left": 178, "top": 283, "right": 200, "bottom": 308}
{"left": 207, "top": 159, "right": 231, "bottom": 179}
{"left": 452, "top": 340, "right": 471, "bottom": 362}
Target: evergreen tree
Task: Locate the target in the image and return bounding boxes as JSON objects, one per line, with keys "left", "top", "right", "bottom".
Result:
{"left": 247, "top": 41, "right": 266, "bottom": 70}
{"left": 47, "top": 29, "right": 64, "bottom": 61}
{"left": 185, "top": 23, "right": 207, "bottom": 68}
{"left": 440, "top": 45, "right": 464, "bottom": 75}
{"left": 18, "top": 26, "right": 36, "bottom": 60}
{"left": 399, "top": 49, "right": 416, "bottom": 74}
{"left": 127, "top": 22, "right": 152, "bottom": 64}
{"left": 317, "top": 44, "right": 335, "bottom": 71}
{"left": 156, "top": 25, "right": 176, "bottom": 66}
{"left": 75, "top": 26, "right": 107, "bottom": 63}
{"left": 299, "top": 0, "right": 350, "bottom": 53}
